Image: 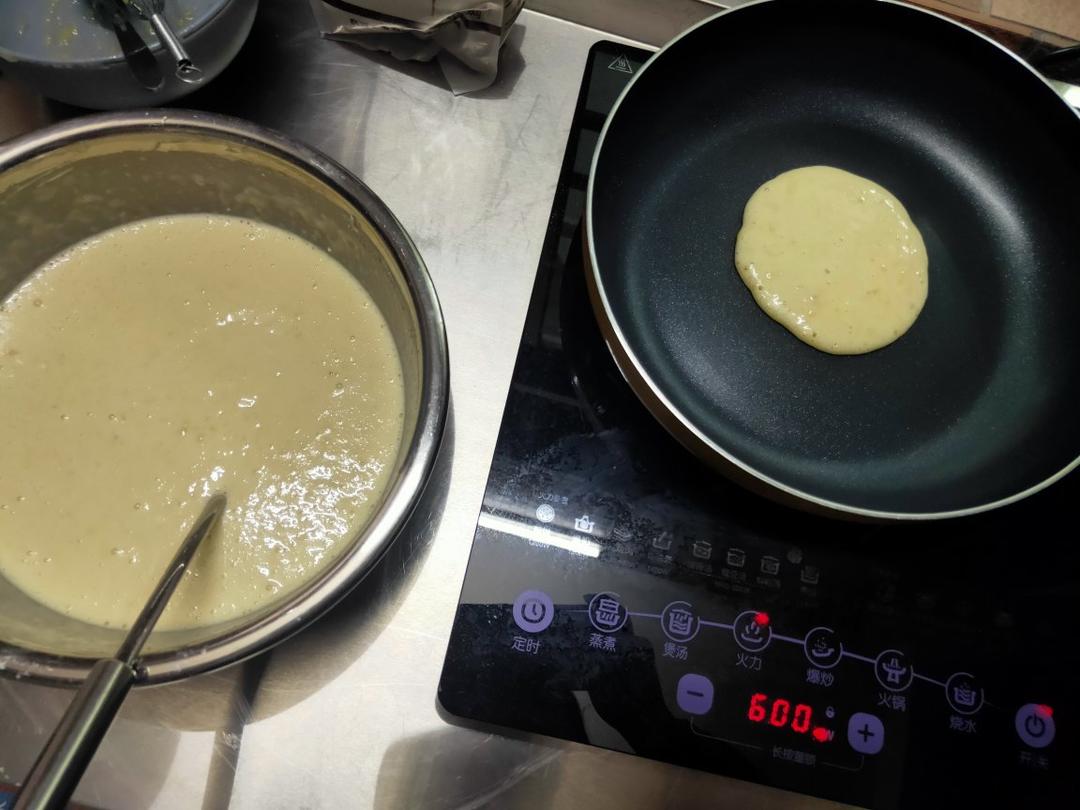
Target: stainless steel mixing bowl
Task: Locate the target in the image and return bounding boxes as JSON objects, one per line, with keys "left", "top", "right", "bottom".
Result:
{"left": 0, "top": 111, "right": 449, "bottom": 685}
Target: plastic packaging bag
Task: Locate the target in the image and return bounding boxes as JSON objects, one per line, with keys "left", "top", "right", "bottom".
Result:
{"left": 308, "top": 0, "right": 525, "bottom": 94}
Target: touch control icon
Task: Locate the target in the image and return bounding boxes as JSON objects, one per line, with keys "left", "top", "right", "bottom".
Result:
{"left": 661, "top": 601, "right": 700, "bottom": 643}
{"left": 847, "top": 712, "right": 885, "bottom": 755}
{"left": 676, "top": 673, "right": 714, "bottom": 715}
{"left": 733, "top": 610, "right": 771, "bottom": 652}
{"left": 512, "top": 590, "right": 554, "bottom": 633}
{"left": 945, "top": 672, "right": 984, "bottom": 715}
{"left": 588, "top": 592, "right": 628, "bottom": 633}
{"left": 1015, "top": 704, "right": 1056, "bottom": 749}
{"left": 875, "top": 649, "right": 914, "bottom": 692}
{"left": 573, "top": 514, "right": 595, "bottom": 534}
{"left": 760, "top": 555, "right": 780, "bottom": 575}
{"left": 804, "top": 626, "right": 842, "bottom": 669}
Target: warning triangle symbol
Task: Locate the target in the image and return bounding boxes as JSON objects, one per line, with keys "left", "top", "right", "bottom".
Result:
{"left": 608, "top": 54, "right": 634, "bottom": 75}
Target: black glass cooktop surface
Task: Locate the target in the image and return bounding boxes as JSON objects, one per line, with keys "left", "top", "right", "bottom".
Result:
{"left": 438, "top": 41, "right": 1077, "bottom": 809}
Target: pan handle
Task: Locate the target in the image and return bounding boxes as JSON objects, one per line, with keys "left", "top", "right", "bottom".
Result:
{"left": 1045, "top": 78, "right": 1080, "bottom": 112}
{"left": 1035, "top": 45, "right": 1080, "bottom": 84}
{"left": 1033, "top": 45, "right": 1080, "bottom": 111}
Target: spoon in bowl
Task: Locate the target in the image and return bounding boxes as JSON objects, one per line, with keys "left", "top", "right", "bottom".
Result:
{"left": 127, "top": 0, "right": 205, "bottom": 84}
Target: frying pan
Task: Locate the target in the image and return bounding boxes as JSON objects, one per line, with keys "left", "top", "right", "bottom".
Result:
{"left": 585, "top": 0, "right": 1080, "bottom": 521}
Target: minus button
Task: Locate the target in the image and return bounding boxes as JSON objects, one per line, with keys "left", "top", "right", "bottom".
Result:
{"left": 676, "top": 673, "right": 714, "bottom": 715}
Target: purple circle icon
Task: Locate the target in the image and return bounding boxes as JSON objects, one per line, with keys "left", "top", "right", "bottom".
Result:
{"left": 512, "top": 590, "right": 554, "bottom": 633}
{"left": 1015, "top": 703, "right": 1055, "bottom": 749}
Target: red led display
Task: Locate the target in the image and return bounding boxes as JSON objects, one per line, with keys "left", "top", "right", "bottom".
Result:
{"left": 747, "top": 693, "right": 832, "bottom": 742}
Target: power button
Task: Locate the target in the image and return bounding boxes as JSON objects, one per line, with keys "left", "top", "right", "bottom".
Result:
{"left": 1015, "top": 703, "right": 1056, "bottom": 749}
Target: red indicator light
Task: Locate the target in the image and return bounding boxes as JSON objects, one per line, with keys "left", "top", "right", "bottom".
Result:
{"left": 754, "top": 612, "right": 769, "bottom": 627}
{"left": 1037, "top": 704, "right": 1053, "bottom": 718}
{"left": 812, "top": 727, "right": 831, "bottom": 743}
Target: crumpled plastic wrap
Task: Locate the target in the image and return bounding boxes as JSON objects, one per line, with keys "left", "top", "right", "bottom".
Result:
{"left": 308, "top": 0, "right": 525, "bottom": 94}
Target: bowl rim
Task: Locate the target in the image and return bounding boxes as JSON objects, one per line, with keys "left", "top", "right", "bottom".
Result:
{"left": 0, "top": 109, "right": 450, "bottom": 686}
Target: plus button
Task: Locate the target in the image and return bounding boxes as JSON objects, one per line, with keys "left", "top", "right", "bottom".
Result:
{"left": 847, "top": 712, "right": 885, "bottom": 755}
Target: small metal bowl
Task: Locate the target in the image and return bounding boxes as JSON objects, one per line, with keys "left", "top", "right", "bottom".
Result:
{"left": 0, "top": 111, "right": 449, "bottom": 685}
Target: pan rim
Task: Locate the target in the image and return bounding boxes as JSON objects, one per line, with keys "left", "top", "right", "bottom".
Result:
{"left": 584, "top": 0, "right": 1080, "bottom": 521}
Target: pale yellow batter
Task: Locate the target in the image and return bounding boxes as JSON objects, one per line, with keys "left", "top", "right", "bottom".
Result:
{"left": 734, "top": 166, "right": 928, "bottom": 354}
{"left": 0, "top": 214, "right": 404, "bottom": 631}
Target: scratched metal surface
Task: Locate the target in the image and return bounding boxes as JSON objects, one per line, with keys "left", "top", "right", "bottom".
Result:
{"left": 0, "top": 2, "right": 842, "bottom": 807}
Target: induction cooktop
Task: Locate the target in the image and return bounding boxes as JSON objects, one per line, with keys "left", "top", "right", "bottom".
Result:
{"left": 438, "top": 41, "right": 1077, "bottom": 809}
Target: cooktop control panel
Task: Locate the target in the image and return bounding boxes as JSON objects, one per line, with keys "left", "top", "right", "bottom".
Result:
{"left": 438, "top": 42, "right": 1076, "bottom": 809}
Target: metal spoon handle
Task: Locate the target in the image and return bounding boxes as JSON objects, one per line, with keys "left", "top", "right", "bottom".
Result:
{"left": 13, "top": 493, "right": 226, "bottom": 810}
{"left": 89, "top": 0, "right": 163, "bottom": 91}
{"left": 146, "top": 11, "right": 203, "bottom": 83}
{"left": 12, "top": 659, "right": 134, "bottom": 810}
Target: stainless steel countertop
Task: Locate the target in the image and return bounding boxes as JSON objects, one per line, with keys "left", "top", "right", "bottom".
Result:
{"left": 0, "top": 2, "right": 839, "bottom": 807}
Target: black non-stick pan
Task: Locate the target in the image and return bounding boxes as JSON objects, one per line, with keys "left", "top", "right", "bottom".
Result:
{"left": 585, "top": 0, "right": 1080, "bottom": 520}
